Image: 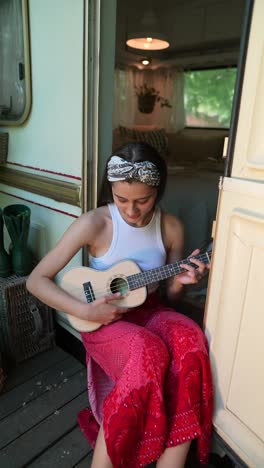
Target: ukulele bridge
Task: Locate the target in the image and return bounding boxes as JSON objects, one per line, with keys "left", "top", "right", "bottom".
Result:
{"left": 83, "top": 281, "right": 95, "bottom": 303}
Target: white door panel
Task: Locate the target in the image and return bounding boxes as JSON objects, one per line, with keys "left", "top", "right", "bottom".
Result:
{"left": 205, "top": 178, "right": 264, "bottom": 466}
{"left": 227, "top": 242, "right": 264, "bottom": 442}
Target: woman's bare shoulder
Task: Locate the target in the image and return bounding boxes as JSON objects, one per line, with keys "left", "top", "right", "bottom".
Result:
{"left": 77, "top": 205, "right": 111, "bottom": 240}
{"left": 160, "top": 209, "right": 184, "bottom": 251}
{"left": 79, "top": 205, "right": 110, "bottom": 228}
{"left": 161, "top": 209, "right": 183, "bottom": 233}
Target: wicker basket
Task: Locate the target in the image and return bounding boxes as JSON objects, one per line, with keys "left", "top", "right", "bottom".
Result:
{"left": 0, "top": 133, "right": 8, "bottom": 164}
{"left": 0, "top": 275, "right": 55, "bottom": 364}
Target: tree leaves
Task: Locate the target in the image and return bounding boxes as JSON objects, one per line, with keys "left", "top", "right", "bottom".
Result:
{"left": 184, "top": 68, "right": 237, "bottom": 127}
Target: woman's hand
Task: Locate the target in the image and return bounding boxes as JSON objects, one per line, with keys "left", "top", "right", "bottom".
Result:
{"left": 177, "top": 248, "right": 210, "bottom": 285}
{"left": 79, "top": 292, "right": 128, "bottom": 326}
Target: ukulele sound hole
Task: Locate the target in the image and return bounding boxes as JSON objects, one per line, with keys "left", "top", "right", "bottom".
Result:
{"left": 110, "top": 277, "right": 129, "bottom": 296}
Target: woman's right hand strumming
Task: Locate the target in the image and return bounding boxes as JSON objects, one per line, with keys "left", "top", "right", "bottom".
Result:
{"left": 80, "top": 293, "right": 128, "bottom": 325}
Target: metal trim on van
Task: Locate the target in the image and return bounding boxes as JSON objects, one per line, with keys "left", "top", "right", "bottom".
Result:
{"left": 0, "top": 167, "right": 81, "bottom": 206}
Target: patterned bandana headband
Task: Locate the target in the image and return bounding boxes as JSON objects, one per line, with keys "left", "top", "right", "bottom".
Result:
{"left": 107, "top": 156, "right": 160, "bottom": 187}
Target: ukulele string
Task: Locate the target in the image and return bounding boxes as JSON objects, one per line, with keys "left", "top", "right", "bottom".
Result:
{"left": 68, "top": 253, "right": 211, "bottom": 300}
{"left": 66, "top": 252, "right": 211, "bottom": 302}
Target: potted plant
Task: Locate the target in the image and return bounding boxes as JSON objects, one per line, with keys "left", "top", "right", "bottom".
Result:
{"left": 135, "top": 83, "right": 172, "bottom": 114}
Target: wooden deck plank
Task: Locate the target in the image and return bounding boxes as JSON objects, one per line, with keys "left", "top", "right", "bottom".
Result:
{"left": 0, "top": 392, "right": 89, "bottom": 468}
{"left": 2, "top": 347, "right": 68, "bottom": 393}
{"left": 27, "top": 426, "right": 92, "bottom": 468}
{"left": 0, "top": 355, "right": 84, "bottom": 420}
{"left": 74, "top": 451, "right": 93, "bottom": 467}
{"left": 0, "top": 368, "right": 87, "bottom": 449}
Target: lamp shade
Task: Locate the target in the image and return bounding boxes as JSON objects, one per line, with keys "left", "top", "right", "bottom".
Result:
{"left": 126, "top": 8, "right": 169, "bottom": 51}
{"left": 126, "top": 33, "right": 169, "bottom": 51}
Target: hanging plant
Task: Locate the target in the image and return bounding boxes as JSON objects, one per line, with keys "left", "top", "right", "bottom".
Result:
{"left": 135, "top": 83, "right": 172, "bottom": 114}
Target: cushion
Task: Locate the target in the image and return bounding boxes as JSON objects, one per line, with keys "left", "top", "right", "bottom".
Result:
{"left": 118, "top": 126, "right": 168, "bottom": 159}
{"left": 166, "top": 129, "right": 228, "bottom": 164}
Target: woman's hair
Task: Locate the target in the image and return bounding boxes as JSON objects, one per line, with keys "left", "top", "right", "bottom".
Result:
{"left": 98, "top": 141, "right": 167, "bottom": 207}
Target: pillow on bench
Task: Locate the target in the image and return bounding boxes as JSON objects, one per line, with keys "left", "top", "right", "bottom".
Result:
{"left": 166, "top": 129, "right": 227, "bottom": 164}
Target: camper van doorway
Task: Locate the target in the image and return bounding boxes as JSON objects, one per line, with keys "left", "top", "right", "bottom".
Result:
{"left": 112, "top": 0, "right": 247, "bottom": 326}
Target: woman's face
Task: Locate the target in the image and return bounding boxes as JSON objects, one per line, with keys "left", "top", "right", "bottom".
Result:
{"left": 111, "top": 181, "right": 158, "bottom": 227}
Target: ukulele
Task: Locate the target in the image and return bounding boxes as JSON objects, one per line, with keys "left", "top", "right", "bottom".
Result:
{"left": 60, "top": 249, "right": 211, "bottom": 332}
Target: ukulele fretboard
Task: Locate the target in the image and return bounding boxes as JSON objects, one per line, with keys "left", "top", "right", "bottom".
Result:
{"left": 127, "top": 251, "right": 211, "bottom": 290}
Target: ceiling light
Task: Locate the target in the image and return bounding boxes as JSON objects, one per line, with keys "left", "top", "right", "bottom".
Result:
{"left": 127, "top": 34, "right": 169, "bottom": 51}
{"left": 141, "top": 58, "right": 151, "bottom": 66}
{"left": 126, "top": 9, "right": 170, "bottom": 51}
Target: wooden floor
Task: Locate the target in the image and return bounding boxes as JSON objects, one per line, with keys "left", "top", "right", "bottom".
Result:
{"left": 0, "top": 345, "right": 235, "bottom": 468}
{"left": 0, "top": 346, "right": 93, "bottom": 468}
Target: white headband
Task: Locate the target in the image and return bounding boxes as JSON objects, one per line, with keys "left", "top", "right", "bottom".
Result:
{"left": 107, "top": 156, "right": 160, "bottom": 187}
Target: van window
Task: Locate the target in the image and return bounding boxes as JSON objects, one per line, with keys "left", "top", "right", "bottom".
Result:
{"left": 184, "top": 68, "right": 237, "bottom": 129}
{"left": 0, "top": 0, "right": 31, "bottom": 125}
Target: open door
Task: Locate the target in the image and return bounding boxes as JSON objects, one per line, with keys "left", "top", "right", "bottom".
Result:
{"left": 205, "top": 1, "right": 264, "bottom": 465}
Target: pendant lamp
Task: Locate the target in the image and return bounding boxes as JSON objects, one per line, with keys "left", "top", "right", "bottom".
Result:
{"left": 126, "top": 8, "right": 169, "bottom": 51}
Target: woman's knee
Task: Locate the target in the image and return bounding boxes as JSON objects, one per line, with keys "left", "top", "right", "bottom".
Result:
{"left": 131, "top": 328, "right": 170, "bottom": 368}
{"left": 147, "top": 311, "right": 208, "bottom": 352}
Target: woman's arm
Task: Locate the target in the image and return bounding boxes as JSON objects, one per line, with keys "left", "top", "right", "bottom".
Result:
{"left": 26, "top": 210, "right": 127, "bottom": 325}
{"left": 162, "top": 212, "right": 209, "bottom": 302}
{"left": 162, "top": 212, "right": 185, "bottom": 302}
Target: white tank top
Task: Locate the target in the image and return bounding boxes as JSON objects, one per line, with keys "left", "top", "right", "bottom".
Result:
{"left": 89, "top": 204, "right": 166, "bottom": 291}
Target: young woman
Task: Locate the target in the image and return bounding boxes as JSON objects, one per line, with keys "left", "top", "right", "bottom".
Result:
{"left": 27, "top": 142, "right": 213, "bottom": 468}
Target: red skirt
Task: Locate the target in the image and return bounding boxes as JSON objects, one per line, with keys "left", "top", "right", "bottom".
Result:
{"left": 78, "top": 294, "right": 213, "bottom": 467}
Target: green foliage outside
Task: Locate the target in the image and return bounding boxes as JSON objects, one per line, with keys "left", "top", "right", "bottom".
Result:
{"left": 184, "top": 68, "right": 237, "bottom": 128}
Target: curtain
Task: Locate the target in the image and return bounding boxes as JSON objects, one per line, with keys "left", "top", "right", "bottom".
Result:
{"left": 113, "top": 66, "right": 185, "bottom": 132}
{"left": 0, "top": 0, "right": 25, "bottom": 118}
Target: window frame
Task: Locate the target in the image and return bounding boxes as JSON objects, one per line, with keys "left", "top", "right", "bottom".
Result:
{"left": 0, "top": 0, "right": 32, "bottom": 126}
{"left": 183, "top": 65, "right": 237, "bottom": 131}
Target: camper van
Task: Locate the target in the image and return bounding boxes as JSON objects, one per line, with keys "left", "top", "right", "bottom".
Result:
{"left": 0, "top": 0, "right": 263, "bottom": 466}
